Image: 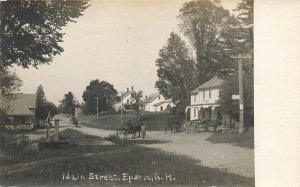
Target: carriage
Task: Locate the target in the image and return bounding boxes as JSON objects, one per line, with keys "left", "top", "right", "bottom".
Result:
{"left": 115, "top": 119, "right": 142, "bottom": 139}
{"left": 167, "top": 116, "right": 182, "bottom": 133}
{"left": 184, "top": 119, "right": 222, "bottom": 133}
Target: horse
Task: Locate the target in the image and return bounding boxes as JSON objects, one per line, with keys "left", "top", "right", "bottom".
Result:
{"left": 126, "top": 121, "right": 142, "bottom": 139}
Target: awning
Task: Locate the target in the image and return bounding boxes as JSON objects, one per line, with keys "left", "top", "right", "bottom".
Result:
{"left": 185, "top": 104, "right": 220, "bottom": 112}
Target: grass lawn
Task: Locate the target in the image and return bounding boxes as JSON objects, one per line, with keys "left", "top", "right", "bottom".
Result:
{"left": 78, "top": 112, "right": 171, "bottom": 131}
{"left": 0, "top": 129, "right": 254, "bottom": 186}
{"left": 205, "top": 127, "right": 254, "bottom": 149}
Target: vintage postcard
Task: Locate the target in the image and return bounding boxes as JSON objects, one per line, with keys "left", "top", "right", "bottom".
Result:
{"left": 2, "top": 0, "right": 287, "bottom": 186}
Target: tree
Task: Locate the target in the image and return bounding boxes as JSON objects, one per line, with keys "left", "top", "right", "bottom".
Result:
{"left": 234, "top": 0, "right": 253, "bottom": 73}
{"left": 43, "top": 101, "right": 59, "bottom": 118}
{"left": 0, "top": 0, "right": 89, "bottom": 68}
{"left": 35, "top": 85, "right": 46, "bottom": 125}
{"left": 218, "top": 72, "right": 253, "bottom": 127}
{"left": 82, "top": 80, "right": 118, "bottom": 114}
{"left": 0, "top": 68, "right": 22, "bottom": 98}
{"left": 178, "top": 0, "right": 233, "bottom": 83}
{"left": 234, "top": 0, "right": 253, "bottom": 52}
{"left": 155, "top": 32, "right": 197, "bottom": 121}
{"left": 59, "top": 91, "right": 78, "bottom": 114}
{"left": 218, "top": 0, "right": 254, "bottom": 127}
{"left": 131, "top": 90, "right": 143, "bottom": 123}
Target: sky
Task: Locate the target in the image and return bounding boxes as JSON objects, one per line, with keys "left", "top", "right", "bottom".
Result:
{"left": 14, "top": 0, "right": 241, "bottom": 105}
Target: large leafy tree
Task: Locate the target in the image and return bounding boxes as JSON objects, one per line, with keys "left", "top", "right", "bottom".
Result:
{"left": 0, "top": 68, "right": 22, "bottom": 98}
{"left": 82, "top": 80, "right": 118, "bottom": 114}
{"left": 178, "top": 0, "right": 233, "bottom": 83}
{"left": 218, "top": 0, "right": 254, "bottom": 127}
{"left": 155, "top": 32, "right": 197, "bottom": 120}
{"left": 59, "top": 91, "right": 78, "bottom": 114}
{"left": 0, "top": 0, "right": 89, "bottom": 68}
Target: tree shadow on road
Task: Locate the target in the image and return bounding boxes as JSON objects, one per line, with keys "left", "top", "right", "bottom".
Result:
{"left": 129, "top": 139, "right": 170, "bottom": 144}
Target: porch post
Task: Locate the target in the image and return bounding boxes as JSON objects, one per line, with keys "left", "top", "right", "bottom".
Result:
{"left": 211, "top": 106, "right": 217, "bottom": 132}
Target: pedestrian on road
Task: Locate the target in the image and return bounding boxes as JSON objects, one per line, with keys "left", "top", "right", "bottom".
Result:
{"left": 141, "top": 124, "right": 146, "bottom": 139}
{"left": 73, "top": 117, "right": 78, "bottom": 128}
{"left": 70, "top": 114, "right": 74, "bottom": 124}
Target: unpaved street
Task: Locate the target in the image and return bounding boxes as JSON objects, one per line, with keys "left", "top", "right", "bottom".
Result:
{"left": 142, "top": 131, "right": 254, "bottom": 178}
{"left": 30, "top": 115, "right": 254, "bottom": 179}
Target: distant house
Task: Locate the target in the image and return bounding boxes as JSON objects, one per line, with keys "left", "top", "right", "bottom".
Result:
{"left": 185, "top": 76, "right": 233, "bottom": 126}
{"left": 113, "top": 86, "right": 136, "bottom": 111}
{"left": 143, "top": 93, "right": 173, "bottom": 112}
{"left": 6, "top": 94, "right": 37, "bottom": 125}
{"left": 75, "top": 107, "right": 82, "bottom": 117}
{"left": 0, "top": 95, "right": 9, "bottom": 113}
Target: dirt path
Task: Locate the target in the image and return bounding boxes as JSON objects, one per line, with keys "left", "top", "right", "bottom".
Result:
{"left": 28, "top": 115, "right": 254, "bottom": 179}
{"left": 142, "top": 131, "right": 254, "bottom": 178}
{"left": 73, "top": 126, "right": 254, "bottom": 178}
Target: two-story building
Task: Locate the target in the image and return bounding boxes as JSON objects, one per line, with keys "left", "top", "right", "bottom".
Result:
{"left": 186, "top": 76, "right": 224, "bottom": 122}
{"left": 113, "top": 86, "right": 136, "bottom": 111}
{"left": 143, "top": 93, "right": 173, "bottom": 112}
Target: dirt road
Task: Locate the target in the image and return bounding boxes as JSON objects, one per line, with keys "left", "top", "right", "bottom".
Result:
{"left": 142, "top": 131, "right": 254, "bottom": 178}
{"left": 29, "top": 115, "right": 254, "bottom": 179}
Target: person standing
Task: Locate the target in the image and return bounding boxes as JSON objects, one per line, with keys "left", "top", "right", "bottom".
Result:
{"left": 141, "top": 124, "right": 146, "bottom": 139}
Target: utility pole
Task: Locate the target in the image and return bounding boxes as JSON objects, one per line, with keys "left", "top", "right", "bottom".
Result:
{"left": 231, "top": 54, "right": 252, "bottom": 133}
{"left": 95, "top": 97, "right": 100, "bottom": 118}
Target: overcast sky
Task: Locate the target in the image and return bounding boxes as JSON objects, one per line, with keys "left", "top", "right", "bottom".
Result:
{"left": 14, "top": 0, "right": 240, "bottom": 105}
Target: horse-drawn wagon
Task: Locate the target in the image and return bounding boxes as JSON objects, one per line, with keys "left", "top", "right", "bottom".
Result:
{"left": 116, "top": 119, "right": 142, "bottom": 139}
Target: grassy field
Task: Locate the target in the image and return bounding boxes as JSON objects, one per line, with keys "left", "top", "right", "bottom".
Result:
{"left": 205, "top": 127, "right": 254, "bottom": 149}
{"left": 78, "top": 112, "right": 171, "bottom": 131}
{"left": 0, "top": 129, "right": 254, "bottom": 186}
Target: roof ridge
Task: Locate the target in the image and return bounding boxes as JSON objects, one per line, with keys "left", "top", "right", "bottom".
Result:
{"left": 143, "top": 93, "right": 160, "bottom": 103}
{"left": 190, "top": 76, "right": 225, "bottom": 94}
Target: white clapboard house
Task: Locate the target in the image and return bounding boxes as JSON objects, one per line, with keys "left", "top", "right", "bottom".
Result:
{"left": 185, "top": 76, "right": 233, "bottom": 126}
{"left": 143, "top": 93, "right": 173, "bottom": 112}
{"left": 114, "top": 86, "right": 136, "bottom": 111}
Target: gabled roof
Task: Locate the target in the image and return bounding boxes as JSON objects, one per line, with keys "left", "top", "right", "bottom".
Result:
{"left": 118, "top": 91, "right": 133, "bottom": 99}
{"left": 191, "top": 76, "right": 225, "bottom": 94}
{"left": 6, "top": 94, "right": 37, "bottom": 116}
{"left": 153, "top": 100, "right": 170, "bottom": 107}
{"left": 143, "top": 93, "right": 160, "bottom": 103}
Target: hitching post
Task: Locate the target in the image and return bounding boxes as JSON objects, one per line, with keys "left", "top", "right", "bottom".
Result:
{"left": 54, "top": 119, "right": 60, "bottom": 142}
{"left": 120, "top": 92, "right": 123, "bottom": 125}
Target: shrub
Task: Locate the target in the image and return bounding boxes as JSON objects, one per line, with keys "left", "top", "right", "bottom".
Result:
{"left": 105, "top": 134, "right": 130, "bottom": 145}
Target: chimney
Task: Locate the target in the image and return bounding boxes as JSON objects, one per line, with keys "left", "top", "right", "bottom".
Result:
{"left": 127, "top": 87, "right": 129, "bottom": 92}
{"left": 131, "top": 86, "right": 134, "bottom": 91}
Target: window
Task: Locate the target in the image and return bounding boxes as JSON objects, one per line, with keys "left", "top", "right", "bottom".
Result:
{"left": 160, "top": 106, "right": 163, "bottom": 111}
{"left": 194, "top": 109, "right": 197, "bottom": 117}
{"left": 209, "top": 90, "right": 212, "bottom": 99}
{"left": 202, "top": 110, "right": 205, "bottom": 118}
{"left": 127, "top": 99, "right": 129, "bottom": 103}
{"left": 203, "top": 91, "right": 205, "bottom": 99}
{"left": 194, "top": 94, "right": 197, "bottom": 102}
{"left": 158, "top": 96, "right": 161, "bottom": 100}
